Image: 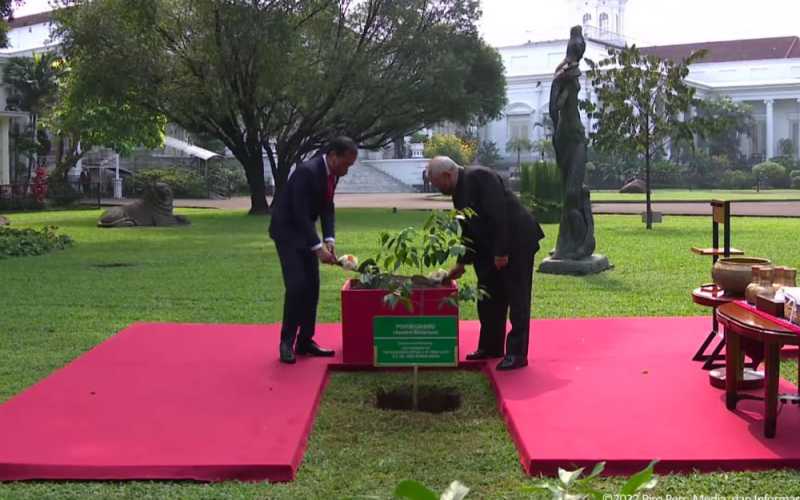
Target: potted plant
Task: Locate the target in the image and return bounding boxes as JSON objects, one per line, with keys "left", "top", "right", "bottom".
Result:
{"left": 340, "top": 209, "right": 486, "bottom": 365}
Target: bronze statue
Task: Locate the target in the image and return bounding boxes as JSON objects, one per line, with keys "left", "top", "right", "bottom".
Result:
{"left": 98, "top": 183, "right": 190, "bottom": 228}
{"left": 549, "top": 25, "right": 595, "bottom": 261}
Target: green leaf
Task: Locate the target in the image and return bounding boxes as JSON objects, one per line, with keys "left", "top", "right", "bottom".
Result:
{"left": 584, "top": 461, "right": 606, "bottom": 480}
{"left": 393, "top": 480, "right": 439, "bottom": 500}
{"left": 619, "top": 460, "right": 659, "bottom": 495}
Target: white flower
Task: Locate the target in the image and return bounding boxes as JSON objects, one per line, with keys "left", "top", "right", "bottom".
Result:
{"left": 338, "top": 254, "right": 359, "bottom": 271}
{"left": 428, "top": 268, "right": 449, "bottom": 283}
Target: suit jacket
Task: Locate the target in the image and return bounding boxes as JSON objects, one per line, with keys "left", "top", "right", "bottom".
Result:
{"left": 452, "top": 166, "right": 544, "bottom": 266}
{"left": 269, "top": 155, "right": 336, "bottom": 249}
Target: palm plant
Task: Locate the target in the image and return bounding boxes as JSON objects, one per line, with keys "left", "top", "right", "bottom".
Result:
{"left": 505, "top": 137, "right": 533, "bottom": 169}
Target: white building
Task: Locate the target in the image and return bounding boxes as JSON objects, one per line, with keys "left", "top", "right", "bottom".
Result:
{"left": 480, "top": 0, "right": 800, "bottom": 165}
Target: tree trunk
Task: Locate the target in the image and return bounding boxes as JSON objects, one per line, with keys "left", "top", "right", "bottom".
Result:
{"left": 242, "top": 156, "right": 269, "bottom": 215}
{"left": 644, "top": 115, "right": 653, "bottom": 230}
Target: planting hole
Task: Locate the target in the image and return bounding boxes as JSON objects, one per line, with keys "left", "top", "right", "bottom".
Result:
{"left": 375, "top": 385, "right": 462, "bottom": 413}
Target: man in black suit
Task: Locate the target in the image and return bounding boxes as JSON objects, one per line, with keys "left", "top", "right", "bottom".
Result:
{"left": 426, "top": 156, "right": 544, "bottom": 370}
{"left": 269, "top": 136, "right": 358, "bottom": 364}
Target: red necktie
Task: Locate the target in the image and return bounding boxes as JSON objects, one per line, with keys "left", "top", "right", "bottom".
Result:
{"left": 326, "top": 173, "right": 336, "bottom": 202}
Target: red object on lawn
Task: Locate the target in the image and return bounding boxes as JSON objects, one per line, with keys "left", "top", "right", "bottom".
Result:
{"left": 340, "top": 278, "right": 458, "bottom": 365}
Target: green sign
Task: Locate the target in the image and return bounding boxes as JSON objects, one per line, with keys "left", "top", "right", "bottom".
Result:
{"left": 373, "top": 316, "right": 458, "bottom": 367}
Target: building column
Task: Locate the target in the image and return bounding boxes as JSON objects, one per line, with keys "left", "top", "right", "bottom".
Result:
{"left": 765, "top": 99, "right": 775, "bottom": 159}
{"left": 0, "top": 117, "right": 9, "bottom": 185}
{"left": 796, "top": 99, "right": 800, "bottom": 159}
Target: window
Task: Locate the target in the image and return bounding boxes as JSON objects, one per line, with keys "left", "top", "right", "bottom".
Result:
{"left": 508, "top": 115, "right": 530, "bottom": 141}
{"left": 583, "top": 13, "right": 592, "bottom": 25}
{"left": 599, "top": 13, "right": 609, "bottom": 31}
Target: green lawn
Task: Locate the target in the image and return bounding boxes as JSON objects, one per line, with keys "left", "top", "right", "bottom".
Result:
{"left": 1, "top": 208, "right": 800, "bottom": 498}
{"left": 590, "top": 189, "right": 800, "bottom": 202}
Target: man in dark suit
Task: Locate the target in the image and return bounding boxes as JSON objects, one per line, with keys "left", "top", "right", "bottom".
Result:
{"left": 427, "top": 156, "right": 545, "bottom": 370}
{"left": 269, "top": 136, "right": 358, "bottom": 364}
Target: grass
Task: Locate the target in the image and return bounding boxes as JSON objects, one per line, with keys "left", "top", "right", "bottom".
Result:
{"left": 1, "top": 208, "right": 800, "bottom": 498}
{"left": 590, "top": 189, "right": 800, "bottom": 202}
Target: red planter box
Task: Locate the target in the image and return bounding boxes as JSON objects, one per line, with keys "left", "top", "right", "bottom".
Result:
{"left": 340, "top": 279, "right": 459, "bottom": 366}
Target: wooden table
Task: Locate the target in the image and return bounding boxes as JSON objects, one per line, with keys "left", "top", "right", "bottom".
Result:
{"left": 717, "top": 302, "right": 800, "bottom": 438}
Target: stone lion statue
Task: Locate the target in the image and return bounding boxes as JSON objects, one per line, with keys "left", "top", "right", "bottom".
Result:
{"left": 98, "top": 182, "right": 190, "bottom": 228}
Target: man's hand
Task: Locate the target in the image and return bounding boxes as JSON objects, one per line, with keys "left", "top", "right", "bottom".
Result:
{"left": 495, "top": 256, "right": 509, "bottom": 270}
{"left": 315, "top": 246, "right": 337, "bottom": 265}
{"left": 325, "top": 240, "right": 336, "bottom": 259}
{"left": 448, "top": 263, "right": 466, "bottom": 280}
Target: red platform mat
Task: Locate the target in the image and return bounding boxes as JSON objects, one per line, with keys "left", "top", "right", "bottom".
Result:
{"left": 485, "top": 316, "right": 800, "bottom": 475}
{"left": 0, "top": 322, "right": 338, "bottom": 482}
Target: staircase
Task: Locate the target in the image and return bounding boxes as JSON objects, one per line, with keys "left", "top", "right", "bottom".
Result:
{"left": 336, "top": 161, "right": 414, "bottom": 193}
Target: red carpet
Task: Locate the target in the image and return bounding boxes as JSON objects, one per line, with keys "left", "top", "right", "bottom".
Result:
{"left": 486, "top": 316, "right": 800, "bottom": 475}
{"left": 0, "top": 322, "right": 339, "bottom": 482}
{"left": 1, "top": 317, "right": 799, "bottom": 482}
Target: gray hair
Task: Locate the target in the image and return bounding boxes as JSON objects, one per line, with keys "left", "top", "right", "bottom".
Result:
{"left": 427, "top": 156, "right": 461, "bottom": 177}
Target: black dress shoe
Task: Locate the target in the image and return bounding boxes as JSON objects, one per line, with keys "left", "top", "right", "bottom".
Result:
{"left": 466, "top": 349, "right": 504, "bottom": 361}
{"left": 295, "top": 340, "right": 335, "bottom": 357}
{"left": 496, "top": 354, "right": 528, "bottom": 371}
{"left": 280, "top": 342, "right": 296, "bottom": 364}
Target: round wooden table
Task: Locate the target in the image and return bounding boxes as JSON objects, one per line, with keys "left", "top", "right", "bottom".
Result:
{"left": 717, "top": 302, "right": 800, "bottom": 438}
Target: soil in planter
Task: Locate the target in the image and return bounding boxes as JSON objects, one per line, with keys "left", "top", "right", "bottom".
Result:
{"left": 351, "top": 274, "right": 447, "bottom": 290}
{"left": 375, "top": 385, "right": 462, "bottom": 413}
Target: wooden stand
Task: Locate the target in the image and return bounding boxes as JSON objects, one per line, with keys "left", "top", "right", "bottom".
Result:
{"left": 690, "top": 201, "right": 753, "bottom": 388}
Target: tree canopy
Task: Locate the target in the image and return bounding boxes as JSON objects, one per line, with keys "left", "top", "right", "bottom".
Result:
{"left": 54, "top": 0, "right": 506, "bottom": 214}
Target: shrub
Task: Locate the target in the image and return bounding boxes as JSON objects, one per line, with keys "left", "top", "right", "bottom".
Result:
{"left": 650, "top": 160, "right": 684, "bottom": 188}
{"left": 0, "top": 225, "right": 72, "bottom": 258}
{"left": 423, "top": 134, "right": 476, "bottom": 165}
{"left": 752, "top": 161, "right": 788, "bottom": 188}
{"left": 720, "top": 170, "right": 755, "bottom": 189}
{"left": 531, "top": 161, "right": 561, "bottom": 202}
{"left": 520, "top": 161, "right": 561, "bottom": 223}
{"left": 769, "top": 154, "right": 800, "bottom": 172}
{"left": 520, "top": 163, "right": 532, "bottom": 195}
{"left": 791, "top": 170, "right": 800, "bottom": 189}
{"left": 130, "top": 167, "right": 207, "bottom": 198}
{"left": 207, "top": 162, "right": 250, "bottom": 196}
{"left": 46, "top": 178, "right": 82, "bottom": 207}
{"left": 0, "top": 197, "right": 44, "bottom": 211}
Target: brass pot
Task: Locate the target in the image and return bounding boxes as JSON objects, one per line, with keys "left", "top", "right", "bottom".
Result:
{"left": 712, "top": 257, "right": 771, "bottom": 296}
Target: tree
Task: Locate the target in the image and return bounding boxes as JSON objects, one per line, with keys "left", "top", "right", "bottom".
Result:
{"left": 476, "top": 140, "right": 501, "bottom": 167}
{"left": 691, "top": 96, "right": 754, "bottom": 162}
{"left": 505, "top": 137, "right": 533, "bottom": 169}
{"left": 55, "top": 0, "right": 506, "bottom": 215}
{"left": 42, "top": 61, "right": 166, "bottom": 180}
{"left": 424, "top": 133, "right": 475, "bottom": 166}
{"left": 585, "top": 45, "right": 703, "bottom": 229}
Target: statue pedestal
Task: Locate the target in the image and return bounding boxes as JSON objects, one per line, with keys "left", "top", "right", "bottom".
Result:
{"left": 538, "top": 254, "right": 612, "bottom": 276}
